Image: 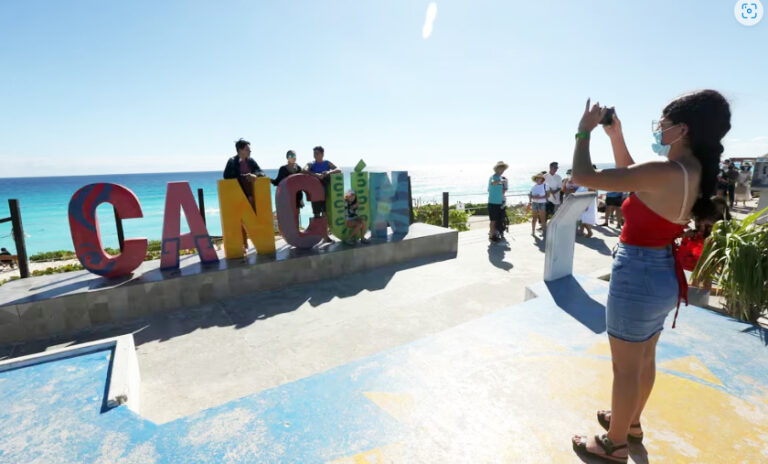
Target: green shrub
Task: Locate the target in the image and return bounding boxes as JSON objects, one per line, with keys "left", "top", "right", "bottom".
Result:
{"left": 462, "top": 202, "right": 531, "bottom": 225}
{"left": 693, "top": 207, "right": 768, "bottom": 322}
{"left": 464, "top": 202, "right": 489, "bottom": 216}
{"left": 0, "top": 276, "right": 20, "bottom": 286}
{"left": 29, "top": 250, "right": 76, "bottom": 262}
{"left": 31, "top": 263, "right": 85, "bottom": 276}
{"left": 413, "top": 204, "right": 470, "bottom": 232}
{"left": 506, "top": 204, "right": 532, "bottom": 225}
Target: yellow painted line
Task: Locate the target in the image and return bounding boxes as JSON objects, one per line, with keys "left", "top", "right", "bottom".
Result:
{"left": 659, "top": 355, "right": 724, "bottom": 387}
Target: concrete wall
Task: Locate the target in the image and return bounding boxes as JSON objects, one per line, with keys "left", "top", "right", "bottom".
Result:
{"left": 0, "top": 223, "right": 457, "bottom": 345}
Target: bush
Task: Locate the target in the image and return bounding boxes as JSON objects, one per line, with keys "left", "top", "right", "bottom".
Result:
{"left": 31, "top": 263, "right": 85, "bottom": 276}
{"left": 463, "top": 202, "right": 532, "bottom": 226}
{"left": 29, "top": 250, "right": 76, "bottom": 262}
{"left": 506, "top": 204, "right": 532, "bottom": 225}
{"left": 0, "top": 276, "right": 20, "bottom": 287}
{"left": 464, "top": 202, "right": 489, "bottom": 216}
{"left": 413, "top": 204, "right": 470, "bottom": 232}
{"left": 693, "top": 207, "right": 768, "bottom": 322}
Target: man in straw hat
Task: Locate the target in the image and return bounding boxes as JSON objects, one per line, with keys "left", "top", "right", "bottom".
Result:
{"left": 488, "top": 161, "right": 509, "bottom": 241}
{"left": 530, "top": 171, "right": 548, "bottom": 236}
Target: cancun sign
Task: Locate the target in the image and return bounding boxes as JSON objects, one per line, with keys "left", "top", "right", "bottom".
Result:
{"left": 67, "top": 163, "right": 410, "bottom": 278}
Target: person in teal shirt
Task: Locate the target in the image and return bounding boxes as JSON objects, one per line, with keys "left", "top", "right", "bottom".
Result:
{"left": 488, "top": 161, "right": 508, "bottom": 241}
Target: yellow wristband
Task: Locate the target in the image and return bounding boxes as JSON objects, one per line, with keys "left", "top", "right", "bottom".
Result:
{"left": 575, "top": 131, "right": 590, "bottom": 140}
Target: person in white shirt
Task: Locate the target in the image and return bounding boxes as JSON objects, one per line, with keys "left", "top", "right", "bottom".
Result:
{"left": 543, "top": 161, "right": 563, "bottom": 216}
{"left": 529, "top": 172, "right": 548, "bottom": 236}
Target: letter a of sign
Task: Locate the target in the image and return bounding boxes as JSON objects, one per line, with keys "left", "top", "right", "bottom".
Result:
{"left": 68, "top": 183, "right": 148, "bottom": 278}
{"left": 160, "top": 182, "right": 219, "bottom": 270}
{"left": 218, "top": 177, "right": 276, "bottom": 259}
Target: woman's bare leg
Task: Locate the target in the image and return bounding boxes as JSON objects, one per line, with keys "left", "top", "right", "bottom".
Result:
{"left": 606, "top": 334, "right": 655, "bottom": 443}
{"left": 632, "top": 332, "right": 660, "bottom": 424}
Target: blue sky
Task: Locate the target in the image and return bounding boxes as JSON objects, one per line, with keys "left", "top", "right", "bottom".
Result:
{"left": 1, "top": 0, "right": 766, "bottom": 177}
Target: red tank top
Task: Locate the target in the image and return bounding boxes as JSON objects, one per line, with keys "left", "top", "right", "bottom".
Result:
{"left": 619, "top": 193, "right": 688, "bottom": 327}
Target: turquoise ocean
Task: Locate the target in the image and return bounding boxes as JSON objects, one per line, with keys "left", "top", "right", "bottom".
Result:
{"left": 0, "top": 163, "right": 589, "bottom": 255}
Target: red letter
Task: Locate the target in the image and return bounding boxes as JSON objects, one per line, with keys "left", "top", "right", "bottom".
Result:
{"left": 160, "top": 182, "right": 219, "bottom": 270}
{"left": 68, "top": 183, "right": 148, "bottom": 277}
{"left": 276, "top": 174, "right": 327, "bottom": 248}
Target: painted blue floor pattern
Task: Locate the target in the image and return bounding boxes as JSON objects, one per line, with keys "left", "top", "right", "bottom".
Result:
{"left": 2, "top": 275, "right": 767, "bottom": 463}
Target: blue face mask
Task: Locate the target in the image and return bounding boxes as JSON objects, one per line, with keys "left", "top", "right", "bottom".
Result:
{"left": 651, "top": 124, "right": 682, "bottom": 157}
{"left": 651, "top": 130, "right": 670, "bottom": 157}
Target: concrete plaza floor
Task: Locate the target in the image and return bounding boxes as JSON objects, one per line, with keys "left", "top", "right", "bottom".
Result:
{"left": 2, "top": 218, "right": 768, "bottom": 462}
{"left": 2, "top": 273, "right": 767, "bottom": 463}
{"left": 2, "top": 222, "right": 621, "bottom": 424}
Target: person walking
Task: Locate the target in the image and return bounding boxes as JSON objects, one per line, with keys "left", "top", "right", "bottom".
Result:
{"left": 716, "top": 160, "right": 730, "bottom": 198}
{"left": 576, "top": 184, "right": 598, "bottom": 238}
{"left": 562, "top": 169, "right": 578, "bottom": 201}
{"left": 570, "top": 90, "right": 731, "bottom": 462}
{"left": 725, "top": 161, "right": 739, "bottom": 208}
{"left": 734, "top": 164, "right": 752, "bottom": 207}
{"left": 529, "top": 172, "right": 548, "bottom": 236}
{"left": 543, "top": 161, "right": 562, "bottom": 217}
{"left": 601, "top": 191, "right": 625, "bottom": 227}
{"left": 487, "top": 161, "right": 508, "bottom": 242}
{"left": 304, "top": 146, "right": 340, "bottom": 243}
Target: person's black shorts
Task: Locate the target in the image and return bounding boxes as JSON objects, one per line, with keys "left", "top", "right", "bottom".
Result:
{"left": 488, "top": 203, "right": 503, "bottom": 222}
{"left": 546, "top": 201, "right": 555, "bottom": 216}
{"left": 311, "top": 201, "right": 326, "bottom": 215}
{"left": 605, "top": 196, "right": 623, "bottom": 207}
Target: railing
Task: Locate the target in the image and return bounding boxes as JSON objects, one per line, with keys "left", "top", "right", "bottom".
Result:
{"left": 0, "top": 199, "right": 30, "bottom": 278}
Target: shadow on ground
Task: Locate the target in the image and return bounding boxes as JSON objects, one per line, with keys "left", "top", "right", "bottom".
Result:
{"left": 573, "top": 442, "right": 649, "bottom": 464}
{"left": 575, "top": 235, "right": 613, "bottom": 256}
{"left": 545, "top": 275, "right": 606, "bottom": 334}
{"left": 487, "top": 241, "right": 514, "bottom": 271}
{"left": 1, "top": 254, "right": 455, "bottom": 358}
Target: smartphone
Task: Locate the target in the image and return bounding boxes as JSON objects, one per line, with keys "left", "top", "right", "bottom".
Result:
{"left": 600, "top": 107, "right": 615, "bottom": 125}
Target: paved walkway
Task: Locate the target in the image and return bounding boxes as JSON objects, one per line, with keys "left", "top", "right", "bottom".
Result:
{"left": 2, "top": 222, "right": 621, "bottom": 424}
{"left": 2, "top": 274, "right": 767, "bottom": 463}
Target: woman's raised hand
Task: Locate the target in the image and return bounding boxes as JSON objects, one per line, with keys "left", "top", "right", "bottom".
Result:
{"left": 578, "top": 98, "right": 606, "bottom": 133}
{"left": 602, "top": 109, "right": 623, "bottom": 139}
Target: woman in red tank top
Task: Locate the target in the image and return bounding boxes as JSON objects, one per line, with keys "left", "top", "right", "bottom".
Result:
{"left": 569, "top": 91, "right": 731, "bottom": 462}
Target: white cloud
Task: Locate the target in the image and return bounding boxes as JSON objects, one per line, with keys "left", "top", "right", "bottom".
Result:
{"left": 422, "top": 3, "right": 438, "bottom": 39}
{"left": 750, "top": 136, "right": 768, "bottom": 142}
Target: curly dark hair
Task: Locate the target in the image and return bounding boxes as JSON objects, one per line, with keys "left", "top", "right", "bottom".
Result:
{"left": 662, "top": 89, "right": 731, "bottom": 220}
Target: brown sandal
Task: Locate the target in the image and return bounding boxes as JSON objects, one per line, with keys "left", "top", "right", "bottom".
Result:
{"left": 572, "top": 433, "right": 628, "bottom": 463}
{"left": 597, "top": 410, "right": 643, "bottom": 444}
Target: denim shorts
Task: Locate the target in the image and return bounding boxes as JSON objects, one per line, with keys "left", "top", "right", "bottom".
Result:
{"left": 531, "top": 202, "right": 546, "bottom": 212}
{"left": 606, "top": 243, "right": 679, "bottom": 343}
